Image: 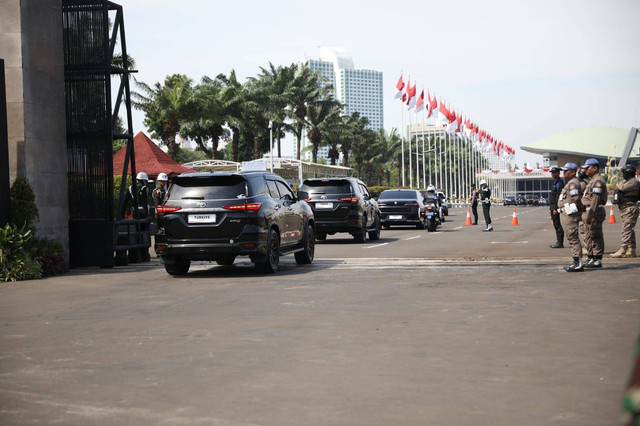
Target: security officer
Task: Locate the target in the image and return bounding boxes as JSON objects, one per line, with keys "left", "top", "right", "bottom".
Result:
{"left": 610, "top": 164, "right": 639, "bottom": 258}
{"left": 577, "top": 167, "right": 589, "bottom": 256}
{"left": 548, "top": 166, "right": 565, "bottom": 248}
{"left": 558, "top": 163, "right": 585, "bottom": 272}
{"left": 469, "top": 183, "right": 479, "bottom": 225}
{"left": 478, "top": 179, "right": 492, "bottom": 232}
{"left": 580, "top": 158, "right": 609, "bottom": 268}
{"left": 153, "top": 172, "right": 169, "bottom": 207}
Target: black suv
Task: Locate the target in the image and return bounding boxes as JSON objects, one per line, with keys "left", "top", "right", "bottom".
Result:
{"left": 298, "top": 177, "right": 381, "bottom": 243}
{"left": 154, "top": 171, "right": 315, "bottom": 275}
{"left": 378, "top": 189, "right": 427, "bottom": 229}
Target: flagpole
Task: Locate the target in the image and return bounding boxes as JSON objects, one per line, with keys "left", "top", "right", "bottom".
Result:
{"left": 422, "top": 112, "right": 426, "bottom": 187}
{"left": 401, "top": 103, "right": 405, "bottom": 187}
{"left": 408, "top": 110, "right": 413, "bottom": 189}
{"left": 415, "top": 109, "right": 420, "bottom": 189}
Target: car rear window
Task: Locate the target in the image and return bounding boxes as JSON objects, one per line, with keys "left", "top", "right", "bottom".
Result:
{"left": 379, "top": 191, "right": 417, "bottom": 200}
{"left": 300, "top": 180, "right": 352, "bottom": 194}
{"left": 168, "top": 176, "right": 247, "bottom": 200}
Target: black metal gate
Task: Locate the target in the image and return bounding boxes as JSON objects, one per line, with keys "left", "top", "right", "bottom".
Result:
{"left": 63, "top": 0, "right": 148, "bottom": 267}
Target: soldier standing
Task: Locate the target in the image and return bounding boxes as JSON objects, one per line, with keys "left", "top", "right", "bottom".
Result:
{"left": 469, "top": 183, "right": 479, "bottom": 225}
{"left": 577, "top": 167, "right": 589, "bottom": 256}
{"left": 558, "top": 163, "right": 585, "bottom": 272}
{"left": 610, "top": 164, "right": 639, "bottom": 258}
{"left": 153, "top": 172, "right": 169, "bottom": 208}
{"left": 580, "top": 158, "right": 609, "bottom": 268}
{"left": 478, "top": 179, "right": 493, "bottom": 232}
{"left": 548, "top": 166, "right": 565, "bottom": 248}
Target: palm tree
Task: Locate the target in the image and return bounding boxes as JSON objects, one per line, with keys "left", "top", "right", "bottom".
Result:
{"left": 286, "top": 65, "right": 327, "bottom": 160}
{"left": 305, "top": 98, "right": 343, "bottom": 164}
{"left": 217, "top": 71, "right": 247, "bottom": 163}
{"left": 341, "top": 112, "right": 369, "bottom": 169}
{"left": 133, "top": 74, "right": 195, "bottom": 159}
{"left": 179, "top": 76, "right": 226, "bottom": 159}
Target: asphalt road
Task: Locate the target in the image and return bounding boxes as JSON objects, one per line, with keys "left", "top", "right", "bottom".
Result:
{"left": 0, "top": 206, "right": 638, "bottom": 425}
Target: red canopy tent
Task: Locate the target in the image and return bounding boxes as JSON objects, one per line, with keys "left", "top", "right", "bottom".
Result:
{"left": 113, "top": 132, "right": 196, "bottom": 179}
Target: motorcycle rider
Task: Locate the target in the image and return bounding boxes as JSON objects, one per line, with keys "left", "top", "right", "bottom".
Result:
{"left": 425, "top": 185, "right": 443, "bottom": 220}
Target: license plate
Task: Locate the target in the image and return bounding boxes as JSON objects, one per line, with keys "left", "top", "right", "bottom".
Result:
{"left": 389, "top": 215, "right": 402, "bottom": 220}
{"left": 427, "top": 212, "right": 434, "bottom": 218}
{"left": 315, "top": 202, "right": 333, "bottom": 209}
{"left": 188, "top": 214, "right": 216, "bottom": 224}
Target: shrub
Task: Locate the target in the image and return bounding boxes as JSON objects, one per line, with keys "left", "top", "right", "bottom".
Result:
{"left": 9, "top": 176, "right": 38, "bottom": 231}
{"left": 28, "top": 236, "right": 66, "bottom": 277}
{"left": 0, "top": 224, "right": 43, "bottom": 282}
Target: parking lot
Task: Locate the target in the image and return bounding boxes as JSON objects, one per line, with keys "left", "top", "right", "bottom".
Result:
{"left": 0, "top": 206, "right": 638, "bottom": 425}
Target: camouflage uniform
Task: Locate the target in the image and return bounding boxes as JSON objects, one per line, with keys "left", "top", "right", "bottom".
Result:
{"left": 617, "top": 178, "right": 640, "bottom": 251}
{"left": 581, "top": 172, "right": 608, "bottom": 259}
{"left": 558, "top": 177, "right": 584, "bottom": 258}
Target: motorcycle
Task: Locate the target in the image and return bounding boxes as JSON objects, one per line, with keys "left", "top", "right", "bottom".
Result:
{"left": 424, "top": 201, "right": 442, "bottom": 232}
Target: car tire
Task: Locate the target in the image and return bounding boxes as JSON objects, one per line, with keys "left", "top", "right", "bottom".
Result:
{"left": 216, "top": 256, "right": 236, "bottom": 266}
{"left": 163, "top": 256, "right": 190, "bottom": 275}
{"left": 368, "top": 215, "right": 381, "bottom": 241}
{"left": 295, "top": 225, "right": 315, "bottom": 265}
{"left": 354, "top": 215, "right": 367, "bottom": 243}
{"left": 256, "top": 228, "right": 280, "bottom": 273}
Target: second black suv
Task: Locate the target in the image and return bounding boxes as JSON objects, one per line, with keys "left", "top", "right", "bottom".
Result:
{"left": 154, "top": 171, "right": 315, "bottom": 275}
{"left": 298, "top": 177, "right": 381, "bottom": 243}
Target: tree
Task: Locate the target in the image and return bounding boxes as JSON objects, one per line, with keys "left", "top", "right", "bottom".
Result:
{"left": 217, "top": 71, "right": 247, "bottom": 163}
{"left": 305, "top": 98, "right": 343, "bottom": 164}
{"left": 133, "top": 74, "right": 195, "bottom": 160}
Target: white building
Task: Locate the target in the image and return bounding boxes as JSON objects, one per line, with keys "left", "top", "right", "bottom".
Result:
{"left": 298, "top": 46, "right": 384, "bottom": 161}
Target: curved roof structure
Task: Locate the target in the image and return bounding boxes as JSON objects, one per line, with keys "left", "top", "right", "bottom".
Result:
{"left": 319, "top": 46, "right": 354, "bottom": 70}
{"left": 522, "top": 126, "right": 630, "bottom": 158}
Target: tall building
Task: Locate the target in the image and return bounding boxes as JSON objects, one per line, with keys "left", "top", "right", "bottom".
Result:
{"left": 298, "top": 46, "right": 383, "bottom": 161}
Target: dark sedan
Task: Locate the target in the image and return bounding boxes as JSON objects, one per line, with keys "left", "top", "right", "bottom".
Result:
{"left": 377, "top": 189, "right": 427, "bottom": 229}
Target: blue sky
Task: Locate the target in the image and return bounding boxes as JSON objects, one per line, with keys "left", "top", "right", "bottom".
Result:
{"left": 116, "top": 0, "right": 640, "bottom": 166}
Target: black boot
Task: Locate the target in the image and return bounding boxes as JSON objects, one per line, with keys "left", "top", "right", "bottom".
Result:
{"left": 564, "top": 257, "right": 584, "bottom": 272}
{"left": 583, "top": 256, "right": 594, "bottom": 267}
{"left": 550, "top": 241, "right": 564, "bottom": 248}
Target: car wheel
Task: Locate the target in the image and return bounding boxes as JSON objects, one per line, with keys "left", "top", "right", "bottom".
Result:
{"left": 256, "top": 228, "right": 279, "bottom": 273}
{"left": 354, "top": 215, "right": 367, "bottom": 243}
{"left": 163, "top": 256, "right": 190, "bottom": 275}
{"left": 216, "top": 256, "right": 236, "bottom": 266}
{"left": 295, "top": 225, "right": 315, "bottom": 265}
{"left": 316, "top": 232, "right": 327, "bottom": 241}
{"left": 368, "top": 215, "right": 381, "bottom": 241}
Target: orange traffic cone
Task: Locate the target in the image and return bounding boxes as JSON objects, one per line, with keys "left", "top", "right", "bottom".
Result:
{"left": 608, "top": 205, "right": 617, "bottom": 224}
{"left": 511, "top": 208, "right": 519, "bottom": 226}
{"left": 465, "top": 208, "right": 473, "bottom": 226}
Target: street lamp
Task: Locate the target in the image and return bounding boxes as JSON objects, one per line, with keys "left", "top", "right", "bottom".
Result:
{"left": 268, "top": 120, "right": 273, "bottom": 172}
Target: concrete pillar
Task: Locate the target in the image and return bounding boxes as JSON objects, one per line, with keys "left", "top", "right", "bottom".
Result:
{"left": 0, "top": 0, "right": 69, "bottom": 260}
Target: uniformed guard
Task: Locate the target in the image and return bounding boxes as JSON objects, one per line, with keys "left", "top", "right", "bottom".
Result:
{"left": 478, "top": 179, "right": 493, "bottom": 232}
{"left": 548, "top": 166, "right": 565, "bottom": 248}
{"left": 577, "top": 168, "right": 589, "bottom": 256}
{"left": 558, "top": 163, "right": 585, "bottom": 272}
{"left": 153, "top": 172, "right": 169, "bottom": 207}
{"left": 580, "top": 158, "right": 609, "bottom": 268}
{"left": 469, "top": 183, "right": 479, "bottom": 225}
{"left": 610, "top": 164, "right": 639, "bottom": 258}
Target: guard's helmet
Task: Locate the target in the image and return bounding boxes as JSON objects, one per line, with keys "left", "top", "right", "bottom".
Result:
{"left": 577, "top": 168, "right": 587, "bottom": 180}
{"left": 157, "top": 172, "right": 168, "bottom": 181}
{"left": 427, "top": 184, "right": 435, "bottom": 192}
{"left": 622, "top": 164, "right": 637, "bottom": 180}
{"left": 479, "top": 179, "right": 487, "bottom": 185}
{"left": 136, "top": 171, "right": 149, "bottom": 181}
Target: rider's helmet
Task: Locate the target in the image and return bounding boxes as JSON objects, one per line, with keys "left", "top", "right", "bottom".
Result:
{"left": 136, "top": 171, "right": 149, "bottom": 181}
{"left": 622, "top": 164, "right": 637, "bottom": 180}
{"left": 479, "top": 179, "right": 487, "bottom": 186}
{"left": 427, "top": 184, "right": 435, "bottom": 193}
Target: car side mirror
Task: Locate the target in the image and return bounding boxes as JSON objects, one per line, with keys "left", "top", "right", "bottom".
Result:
{"left": 297, "top": 190, "right": 309, "bottom": 201}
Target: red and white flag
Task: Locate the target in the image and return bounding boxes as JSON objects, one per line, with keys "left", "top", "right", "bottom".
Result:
{"left": 426, "top": 91, "right": 437, "bottom": 118}
{"left": 436, "top": 101, "right": 452, "bottom": 127}
{"left": 415, "top": 89, "right": 424, "bottom": 112}
{"left": 394, "top": 74, "right": 405, "bottom": 100}
{"left": 406, "top": 81, "right": 417, "bottom": 109}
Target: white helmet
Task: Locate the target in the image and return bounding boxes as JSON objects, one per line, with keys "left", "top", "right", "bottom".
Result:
{"left": 157, "top": 172, "right": 168, "bottom": 181}
{"left": 427, "top": 184, "right": 435, "bottom": 192}
{"left": 136, "top": 171, "right": 148, "bottom": 181}
{"left": 479, "top": 179, "right": 487, "bottom": 185}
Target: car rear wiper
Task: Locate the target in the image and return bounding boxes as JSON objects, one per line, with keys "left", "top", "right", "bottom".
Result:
{"left": 181, "top": 196, "right": 205, "bottom": 200}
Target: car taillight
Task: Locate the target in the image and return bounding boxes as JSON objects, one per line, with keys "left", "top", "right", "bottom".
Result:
{"left": 223, "top": 202, "right": 262, "bottom": 212}
{"left": 156, "top": 205, "right": 182, "bottom": 214}
{"left": 338, "top": 197, "right": 359, "bottom": 203}
{"left": 406, "top": 203, "right": 418, "bottom": 206}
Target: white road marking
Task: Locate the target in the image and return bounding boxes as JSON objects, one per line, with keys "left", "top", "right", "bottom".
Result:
{"left": 453, "top": 226, "right": 463, "bottom": 229}
{"left": 362, "top": 243, "right": 389, "bottom": 249}
{"left": 491, "top": 241, "right": 529, "bottom": 244}
{"left": 404, "top": 236, "right": 422, "bottom": 240}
